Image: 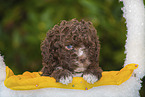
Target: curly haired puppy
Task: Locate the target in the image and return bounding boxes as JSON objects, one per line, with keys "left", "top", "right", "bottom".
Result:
{"left": 41, "top": 19, "right": 103, "bottom": 85}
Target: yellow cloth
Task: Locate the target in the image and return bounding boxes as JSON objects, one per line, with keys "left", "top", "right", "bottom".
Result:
{"left": 4, "top": 63, "right": 138, "bottom": 90}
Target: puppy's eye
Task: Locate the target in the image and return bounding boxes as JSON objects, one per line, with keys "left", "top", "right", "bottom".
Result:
{"left": 65, "top": 45, "right": 73, "bottom": 50}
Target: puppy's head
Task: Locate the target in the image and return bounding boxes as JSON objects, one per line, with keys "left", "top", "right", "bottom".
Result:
{"left": 41, "top": 19, "right": 100, "bottom": 73}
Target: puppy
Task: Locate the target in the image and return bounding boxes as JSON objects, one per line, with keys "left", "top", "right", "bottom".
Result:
{"left": 41, "top": 19, "right": 103, "bottom": 85}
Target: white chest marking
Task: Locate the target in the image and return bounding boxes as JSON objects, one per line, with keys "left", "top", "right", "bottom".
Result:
{"left": 74, "top": 61, "right": 86, "bottom": 72}
{"left": 72, "top": 73, "right": 83, "bottom": 77}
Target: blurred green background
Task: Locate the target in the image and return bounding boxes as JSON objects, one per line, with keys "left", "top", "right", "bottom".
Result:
{"left": 0, "top": 0, "right": 144, "bottom": 96}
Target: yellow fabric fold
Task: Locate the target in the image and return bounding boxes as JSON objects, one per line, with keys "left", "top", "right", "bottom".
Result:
{"left": 4, "top": 63, "right": 138, "bottom": 90}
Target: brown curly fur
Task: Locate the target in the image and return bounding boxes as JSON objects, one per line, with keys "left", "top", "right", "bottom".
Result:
{"left": 41, "top": 19, "right": 103, "bottom": 83}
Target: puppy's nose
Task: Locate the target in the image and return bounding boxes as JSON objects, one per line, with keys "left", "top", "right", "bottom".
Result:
{"left": 80, "top": 59, "right": 86, "bottom": 63}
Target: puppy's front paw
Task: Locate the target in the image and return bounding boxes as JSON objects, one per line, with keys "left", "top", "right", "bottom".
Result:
{"left": 59, "top": 76, "right": 73, "bottom": 85}
{"left": 83, "top": 74, "right": 98, "bottom": 84}
{"left": 51, "top": 69, "right": 73, "bottom": 85}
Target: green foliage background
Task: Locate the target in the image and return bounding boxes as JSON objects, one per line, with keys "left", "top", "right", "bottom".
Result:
{"left": 0, "top": 0, "right": 144, "bottom": 96}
